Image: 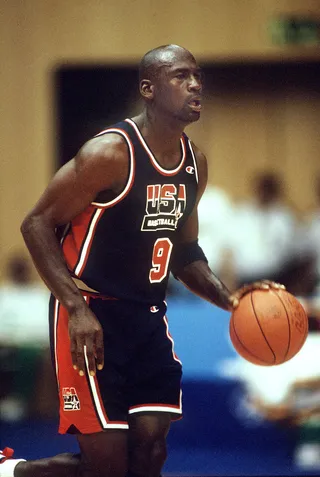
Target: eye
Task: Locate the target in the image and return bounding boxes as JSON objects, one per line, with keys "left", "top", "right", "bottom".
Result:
{"left": 193, "top": 70, "right": 203, "bottom": 82}
{"left": 176, "top": 72, "right": 187, "bottom": 80}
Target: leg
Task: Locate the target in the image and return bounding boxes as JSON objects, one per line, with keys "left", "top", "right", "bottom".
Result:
{"left": 127, "top": 412, "right": 171, "bottom": 477}
{"left": 12, "top": 430, "right": 127, "bottom": 477}
{"left": 78, "top": 430, "right": 128, "bottom": 477}
{"left": 14, "top": 453, "right": 80, "bottom": 477}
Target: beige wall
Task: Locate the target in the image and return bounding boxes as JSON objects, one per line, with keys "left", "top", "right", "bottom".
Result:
{"left": 1, "top": 0, "right": 320, "bottom": 279}
{"left": 189, "top": 72, "right": 320, "bottom": 206}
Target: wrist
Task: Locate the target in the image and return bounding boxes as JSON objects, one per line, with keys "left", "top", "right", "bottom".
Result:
{"left": 63, "top": 294, "right": 87, "bottom": 315}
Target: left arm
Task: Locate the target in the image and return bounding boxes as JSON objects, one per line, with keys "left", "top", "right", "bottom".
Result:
{"left": 171, "top": 145, "right": 233, "bottom": 311}
{"left": 171, "top": 145, "right": 283, "bottom": 311}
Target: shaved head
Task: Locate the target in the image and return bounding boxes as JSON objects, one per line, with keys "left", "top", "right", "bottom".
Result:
{"left": 139, "top": 44, "right": 195, "bottom": 83}
{"left": 138, "top": 44, "right": 202, "bottom": 125}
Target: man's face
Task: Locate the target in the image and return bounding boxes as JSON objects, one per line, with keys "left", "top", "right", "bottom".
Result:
{"left": 152, "top": 50, "right": 203, "bottom": 124}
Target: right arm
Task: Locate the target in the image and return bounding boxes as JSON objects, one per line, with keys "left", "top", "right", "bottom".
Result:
{"left": 21, "top": 134, "right": 129, "bottom": 376}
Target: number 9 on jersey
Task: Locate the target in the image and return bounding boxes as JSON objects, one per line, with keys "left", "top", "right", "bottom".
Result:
{"left": 149, "top": 238, "right": 173, "bottom": 283}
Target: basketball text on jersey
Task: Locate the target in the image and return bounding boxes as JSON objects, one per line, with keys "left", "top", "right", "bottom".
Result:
{"left": 63, "top": 387, "right": 81, "bottom": 411}
{"left": 141, "top": 184, "right": 186, "bottom": 231}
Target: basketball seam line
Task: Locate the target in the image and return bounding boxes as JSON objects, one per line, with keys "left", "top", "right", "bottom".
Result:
{"left": 275, "top": 291, "right": 291, "bottom": 362}
{"left": 299, "top": 302, "right": 309, "bottom": 343}
{"left": 250, "top": 292, "right": 276, "bottom": 364}
{"left": 231, "top": 314, "right": 269, "bottom": 364}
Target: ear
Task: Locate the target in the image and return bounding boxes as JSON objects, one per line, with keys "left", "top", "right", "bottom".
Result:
{"left": 140, "top": 79, "right": 154, "bottom": 100}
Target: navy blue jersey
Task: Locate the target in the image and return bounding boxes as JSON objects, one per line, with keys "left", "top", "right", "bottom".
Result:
{"left": 62, "top": 119, "right": 198, "bottom": 304}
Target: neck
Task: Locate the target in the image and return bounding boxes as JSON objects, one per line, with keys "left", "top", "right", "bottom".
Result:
{"left": 132, "top": 108, "right": 186, "bottom": 154}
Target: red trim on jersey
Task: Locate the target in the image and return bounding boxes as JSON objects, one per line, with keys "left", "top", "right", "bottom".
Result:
{"left": 74, "top": 208, "right": 104, "bottom": 277}
{"left": 62, "top": 129, "right": 136, "bottom": 278}
{"left": 62, "top": 206, "right": 97, "bottom": 272}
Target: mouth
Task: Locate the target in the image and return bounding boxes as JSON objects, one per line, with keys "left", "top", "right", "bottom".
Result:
{"left": 188, "top": 99, "right": 202, "bottom": 112}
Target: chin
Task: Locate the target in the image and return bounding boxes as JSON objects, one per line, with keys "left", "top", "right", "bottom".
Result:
{"left": 185, "top": 111, "right": 201, "bottom": 123}
{"left": 176, "top": 112, "right": 200, "bottom": 125}
{"left": 191, "top": 112, "right": 201, "bottom": 121}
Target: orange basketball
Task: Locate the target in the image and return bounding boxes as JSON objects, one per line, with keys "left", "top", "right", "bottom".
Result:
{"left": 229, "top": 289, "right": 308, "bottom": 366}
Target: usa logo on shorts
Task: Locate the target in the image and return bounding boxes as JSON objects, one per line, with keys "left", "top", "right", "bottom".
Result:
{"left": 63, "top": 387, "right": 81, "bottom": 411}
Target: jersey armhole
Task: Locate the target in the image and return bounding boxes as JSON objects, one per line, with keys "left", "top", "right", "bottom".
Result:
{"left": 187, "top": 139, "right": 199, "bottom": 184}
{"left": 91, "top": 128, "right": 135, "bottom": 208}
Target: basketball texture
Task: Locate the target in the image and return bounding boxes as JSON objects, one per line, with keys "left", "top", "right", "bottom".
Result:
{"left": 229, "top": 289, "right": 308, "bottom": 366}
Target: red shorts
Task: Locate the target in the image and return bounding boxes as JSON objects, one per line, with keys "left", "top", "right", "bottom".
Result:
{"left": 49, "top": 293, "right": 182, "bottom": 434}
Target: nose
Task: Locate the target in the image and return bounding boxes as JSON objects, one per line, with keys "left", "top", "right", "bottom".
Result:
{"left": 188, "top": 75, "right": 202, "bottom": 92}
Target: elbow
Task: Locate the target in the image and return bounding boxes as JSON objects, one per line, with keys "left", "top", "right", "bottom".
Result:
{"left": 21, "top": 214, "right": 30, "bottom": 234}
{"left": 21, "top": 212, "right": 56, "bottom": 241}
{"left": 21, "top": 213, "right": 46, "bottom": 242}
{"left": 20, "top": 214, "right": 34, "bottom": 241}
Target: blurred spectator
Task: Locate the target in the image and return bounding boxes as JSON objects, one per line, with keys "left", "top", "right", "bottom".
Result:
{"left": 303, "top": 175, "right": 320, "bottom": 278}
{"left": 222, "top": 286, "right": 320, "bottom": 471}
{"left": 168, "top": 185, "right": 236, "bottom": 297}
{"left": 197, "top": 185, "right": 236, "bottom": 289}
{"left": 0, "top": 253, "right": 53, "bottom": 421}
{"left": 227, "top": 171, "right": 301, "bottom": 288}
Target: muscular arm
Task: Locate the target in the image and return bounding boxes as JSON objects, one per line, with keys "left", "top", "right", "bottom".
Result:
{"left": 172, "top": 145, "right": 233, "bottom": 311}
{"left": 21, "top": 134, "right": 129, "bottom": 374}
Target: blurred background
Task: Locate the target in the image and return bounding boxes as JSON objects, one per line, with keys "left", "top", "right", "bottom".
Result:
{"left": 1, "top": 0, "right": 320, "bottom": 475}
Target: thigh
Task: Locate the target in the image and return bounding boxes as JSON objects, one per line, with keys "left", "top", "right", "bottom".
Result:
{"left": 127, "top": 307, "right": 183, "bottom": 421}
{"left": 128, "top": 412, "right": 171, "bottom": 443}
{"left": 91, "top": 299, "right": 183, "bottom": 425}
{"left": 77, "top": 430, "right": 128, "bottom": 477}
{"left": 127, "top": 413, "right": 171, "bottom": 477}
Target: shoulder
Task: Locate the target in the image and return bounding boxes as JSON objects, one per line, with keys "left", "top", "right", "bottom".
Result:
{"left": 190, "top": 142, "right": 207, "bottom": 165}
{"left": 74, "top": 133, "right": 130, "bottom": 183}
{"left": 190, "top": 141, "right": 207, "bottom": 175}
{"left": 189, "top": 142, "right": 208, "bottom": 196}
{"left": 77, "top": 133, "right": 129, "bottom": 166}
{"left": 59, "top": 133, "right": 131, "bottom": 193}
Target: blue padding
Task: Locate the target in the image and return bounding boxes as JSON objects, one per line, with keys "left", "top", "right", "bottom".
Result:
{"left": 166, "top": 296, "right": 236, "bottom": 379}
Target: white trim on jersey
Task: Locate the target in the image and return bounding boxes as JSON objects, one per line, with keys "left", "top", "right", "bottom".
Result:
{"left": 129, "top": 390, "right": 182, "bottom": 415}
{"left": 91, "top": 128, "right": 135, "bottom": 207}
{"left": 74, "top": 208, "right": 104, "bottom": 277}
{"left": 128, "top": 403, "right": 182, "bottom": 415}
{"left": 125, "top": 118, "right": 186, "bottom": 175}
{"left": 84, "top": 344, "right": 129, "bottom": 430}
{"left": 163, "top": 315, "right": 182, "bottom": 365}
{"left": 187, "top": 139, "right": 199, "bottom": 184}
{"left": 53, "top": 298, "right": 60, "bottom": 391}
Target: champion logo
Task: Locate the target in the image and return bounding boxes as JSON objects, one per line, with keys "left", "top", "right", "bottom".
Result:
{"left": 150, "top": 306, "right": 159, "bottom": 313}
{"left": 186, "top": 166, "right": 195, "bottom": 174}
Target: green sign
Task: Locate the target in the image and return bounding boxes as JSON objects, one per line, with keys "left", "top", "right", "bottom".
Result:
{"left": 269, "top": 17, "right": 320, "bottom": 45}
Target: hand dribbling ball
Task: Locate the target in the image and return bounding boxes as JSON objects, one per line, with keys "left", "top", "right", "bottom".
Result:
{"left": 229, "top": 289, "right": 308, "bottom": 366}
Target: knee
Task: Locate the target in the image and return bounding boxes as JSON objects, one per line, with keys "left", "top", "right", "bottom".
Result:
{"left": 151, "top": 438, "right": 167, "bottom": 464}
{"left": 130, "top": 435, "right": 167, "bottom": 471}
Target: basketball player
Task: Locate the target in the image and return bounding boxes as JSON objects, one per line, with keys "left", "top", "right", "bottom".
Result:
{"left": 1, "top": 44, "right": 284, "bottom": 477}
